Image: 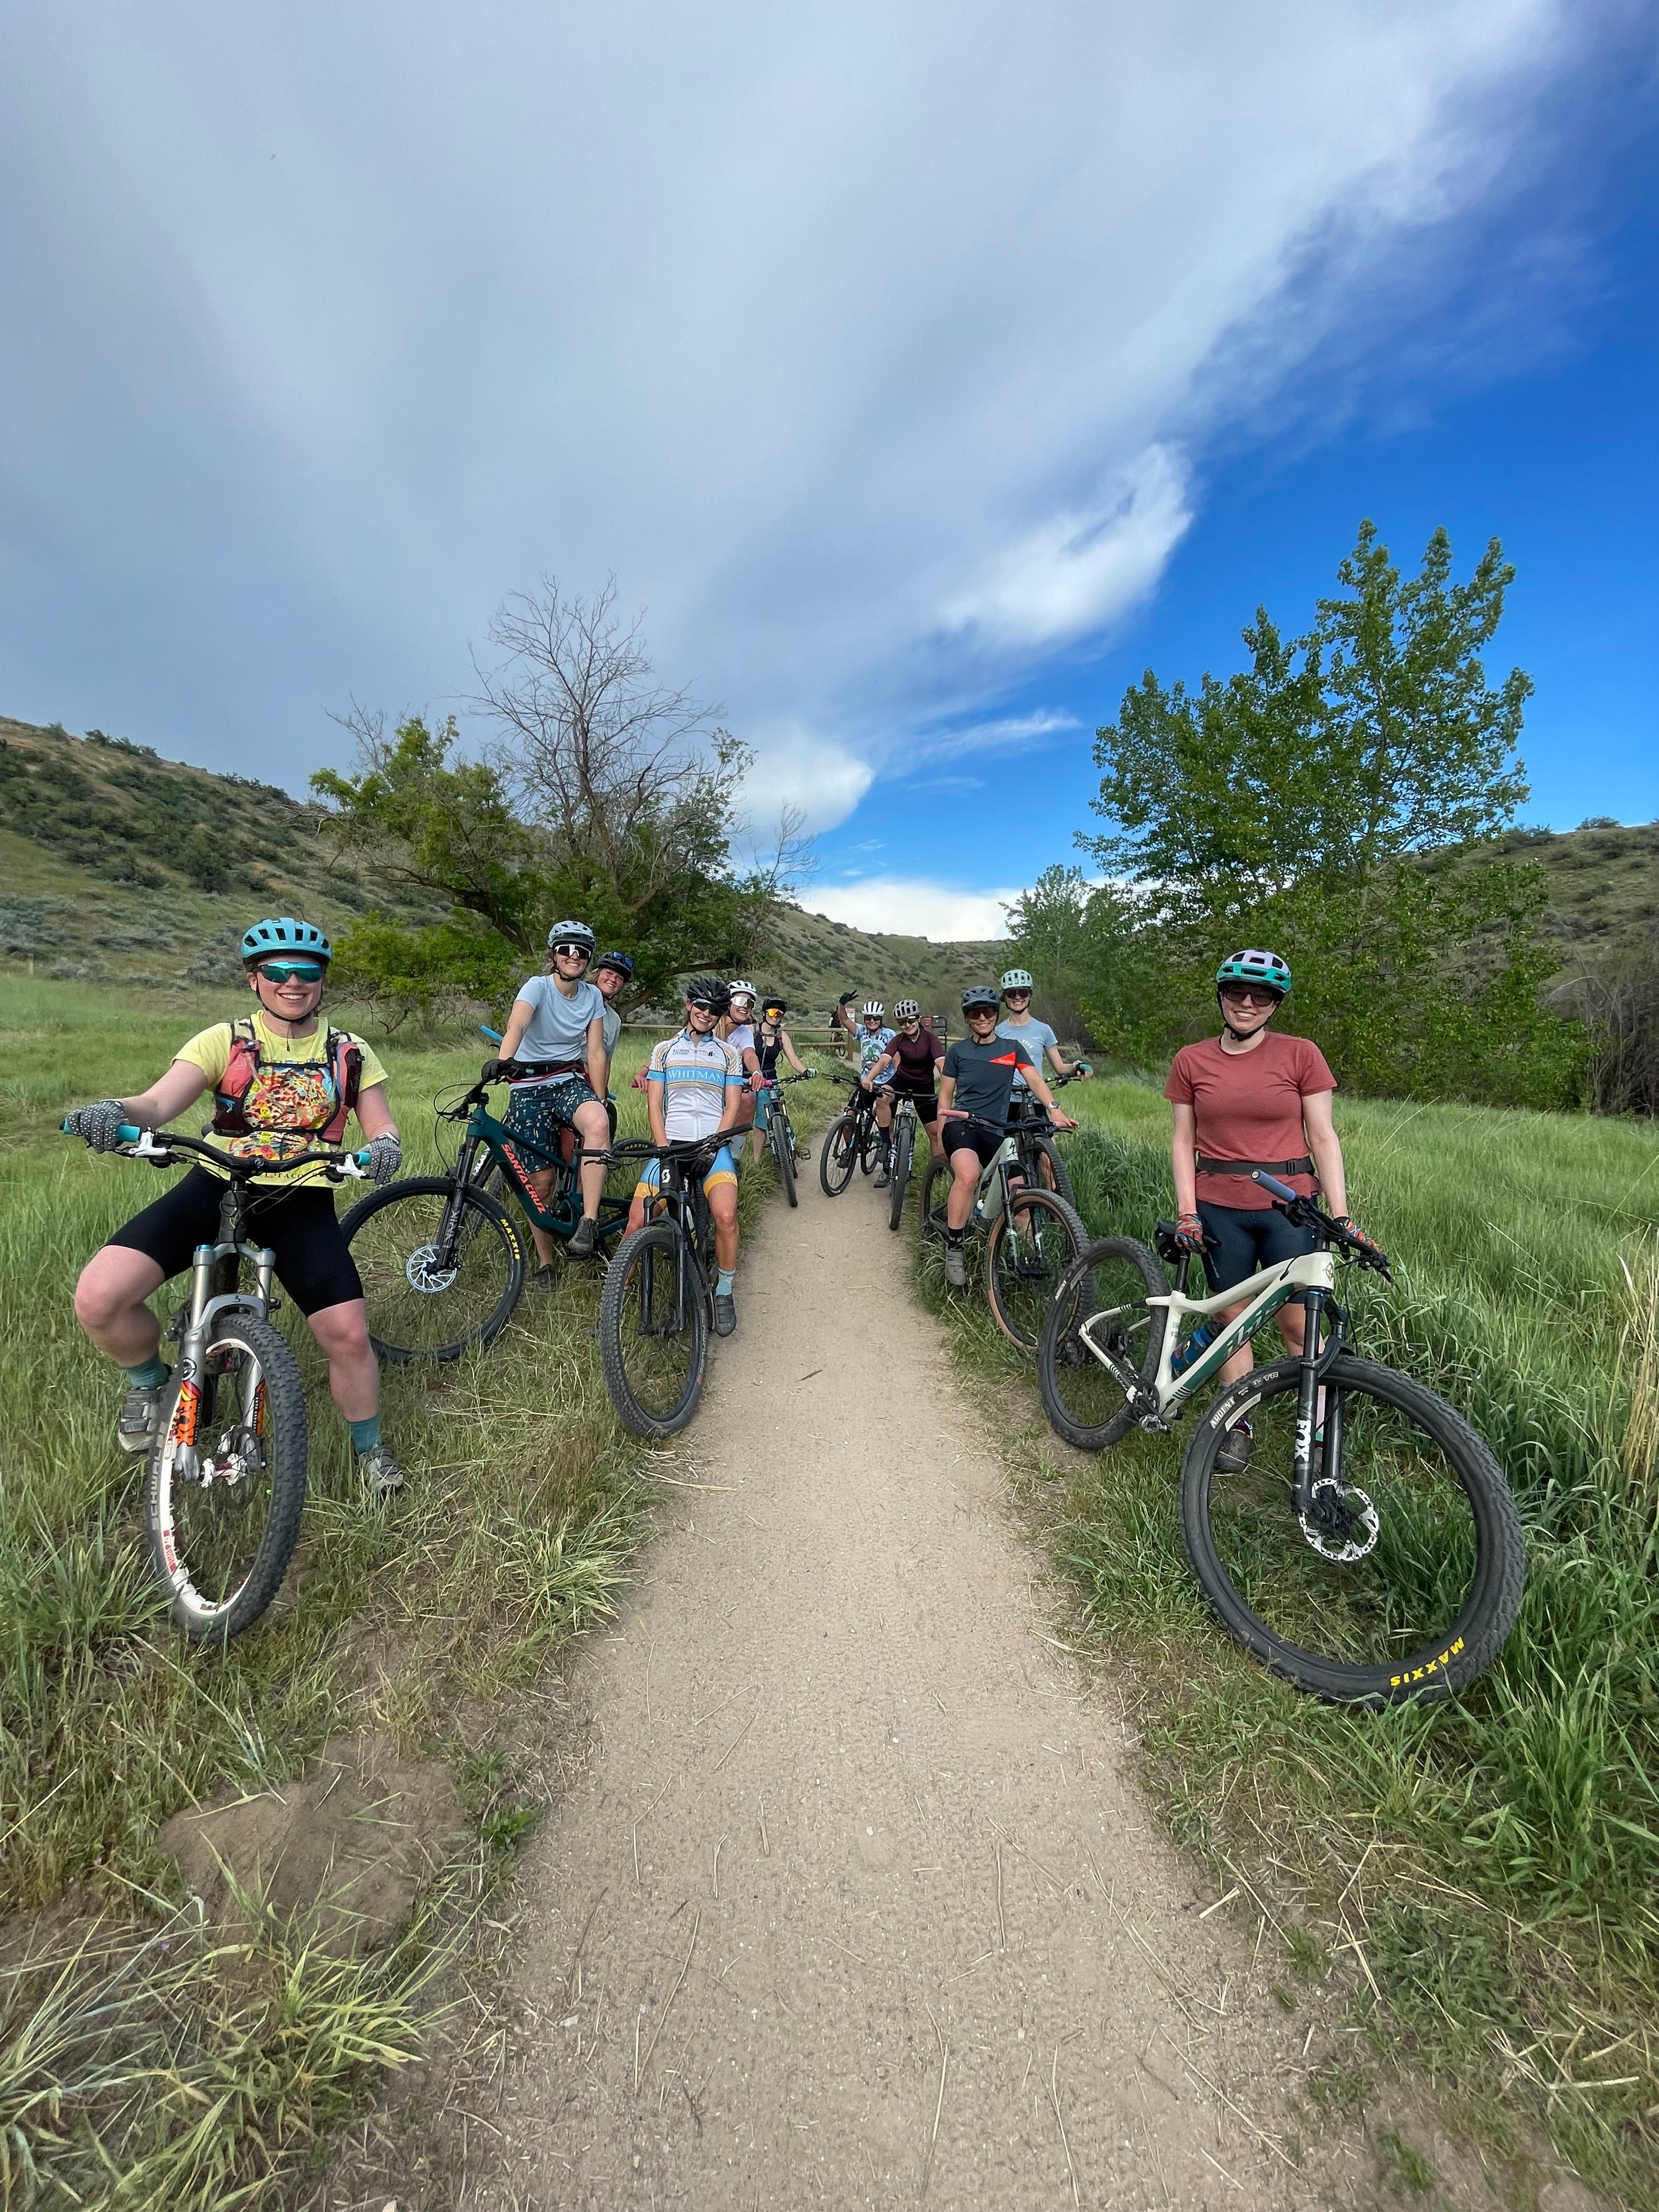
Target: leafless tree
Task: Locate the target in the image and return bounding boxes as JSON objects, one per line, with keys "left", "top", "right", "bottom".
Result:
{"left": 473, "top": 577, "right": 741, "bottom": 910}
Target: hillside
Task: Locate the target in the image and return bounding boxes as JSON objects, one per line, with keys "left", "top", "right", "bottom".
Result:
{"left": 0, "top": 714, "right": 1001, "bottom": 1012}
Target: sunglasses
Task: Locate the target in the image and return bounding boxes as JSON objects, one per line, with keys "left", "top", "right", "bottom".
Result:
{"left": 1002, "top": 989, "right": 1031, "bottom": 1000}
{"left": 257, "top": 960, "right": 325, "bottom": 985}
{"left": 966, "top": 1006, "right": 998, "bottom": 1020}
{"left": 1221, "top": 986, "right": 1279, "bottom": 1007}
{"left": 552, "top": 943, "right": 591, "bottom": 960}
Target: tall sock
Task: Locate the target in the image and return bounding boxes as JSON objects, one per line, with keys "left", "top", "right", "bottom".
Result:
{"left": 123, "top": 1355, "right": 168, "bottom": 1389}
{"left": 945, "top": 1228, "right": 964, "bottom": 1248}
{"left": 348, "top": 1414, "right": 382, "bottom": 1455}
{"left": 715, "top": 1268, "right": 736, "bottom": 1297}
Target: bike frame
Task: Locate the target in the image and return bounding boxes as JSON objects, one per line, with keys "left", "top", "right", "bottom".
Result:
{"left": 635, "top": 1153, "right": 716, "bottom": 1334}
{"left": 453, "top": 1100, "right": 631, "bottom": 1245}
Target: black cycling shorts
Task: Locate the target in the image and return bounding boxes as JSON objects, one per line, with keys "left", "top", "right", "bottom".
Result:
{"left": 891, "top": 1085, "right": 939, "bottom": 1125}
{"left": 106, "top": 1166, "right": 364, "bottom": 1317}
{"left": 1196, "top": 1200, "right": 1317, "bottom": 1297}
{"left": 942, "top": 1118, "right": 1004, "bottom": 1169}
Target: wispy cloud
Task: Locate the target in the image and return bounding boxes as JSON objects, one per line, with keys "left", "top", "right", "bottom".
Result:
{"left": 804, "top": 878, "right": 1017, "bottom": 943}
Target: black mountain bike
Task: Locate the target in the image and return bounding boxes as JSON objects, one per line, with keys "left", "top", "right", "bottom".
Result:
{"left": 64, "top": 1121, "right": 373, "bottom": 1643}
{"left": 342, "top": 1062, "right": 630, "bottom": 1362}
{"left": 1037, "top": 1173, "right": 1526, "bottom": 1704}
{"left": 597, "top": 1136, "right": 725, "bottom": 1437}
{"left": 818, "top": 1081, "right": 884, "bottom": 1197}
{"left": 917, "top": 1117, "right": 1087, "bottom": 1347}
{"left": 753, "top": 1070, "right": 815, "bottom": 1209}
{"left": 1005, "top": 1070, "right": 1082, "bottom": 1206}
{"left": 884, "top": 1091, "right": 929, "bottom": 1231}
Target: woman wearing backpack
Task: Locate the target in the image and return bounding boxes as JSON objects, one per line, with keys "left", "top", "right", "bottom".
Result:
{"left": 64, "top": 918, "right": 405, "bottom": 1491}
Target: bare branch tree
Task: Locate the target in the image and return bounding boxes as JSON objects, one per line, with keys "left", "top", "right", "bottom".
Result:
{"left": 743, "top": 801, "right": 819, "bottom": 902}
{"left": 471, "top": 577, "right": 734, "bottom": 912}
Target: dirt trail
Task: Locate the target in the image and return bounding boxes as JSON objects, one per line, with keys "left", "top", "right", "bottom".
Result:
{"left": 450, "top": 1163, "right": 1360, "bottom": 2211}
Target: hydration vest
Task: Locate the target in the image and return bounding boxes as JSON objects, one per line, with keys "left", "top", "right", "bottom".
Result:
{"left": 211, "top": 1018, "right": 363, "bottom": 1145}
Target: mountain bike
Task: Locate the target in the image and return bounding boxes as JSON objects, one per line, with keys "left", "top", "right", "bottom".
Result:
{"left": 1036, "top": 1172, "right": 1526, "bottom": 1705}
{"left": 819, "top": 1080, "right": 884, "bottom": 1197}
{"left": 63, "top": 1121, "right": 373, "bottom": 1643}
{"left": 1006, "top": 1070, "right": 1083, "bottom": 1206}
{"left": 596, "top": 1136, "right": 725, "bottom": 1437}
{"left": 752, "top": 1069, "right": 815, "bottom": 1209}
{"left": 884, "top": 1091, "right": 930, "bottom": 1231}
{"left": 341, "top": 1062, "right": 630, "bottom": 1363}
{"left": 918, "top": 1119, "right": 1087, "bottom": 1347}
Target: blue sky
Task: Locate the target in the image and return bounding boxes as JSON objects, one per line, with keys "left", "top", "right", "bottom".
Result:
{"left": 3, "top": 3, "right": 1655, "bottom": 940}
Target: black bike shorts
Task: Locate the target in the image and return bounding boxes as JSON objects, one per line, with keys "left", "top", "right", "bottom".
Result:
{"left": 105, "top": 1166, "right": 364, "bottom": 1316}
{"left": 891, "top": 1086, "right": 939, "bottom": 1125}
{"left": 942, "top": 1119, "right": 1003, "bottom": 1169}
{"left": 1196, "top": 1200, "right": 1317, "bottom": 1297}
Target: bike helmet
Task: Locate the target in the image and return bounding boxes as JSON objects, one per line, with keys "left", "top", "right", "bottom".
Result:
{"left": 240, "top": 916, "right": 331, "bottom": 966}
{"left": 999, "top": 968, "right": 1034, "bottom": 994}
{"left": 860, "top": 1000, "right": 885, "bottom": 1019}
{"left": 546, "top": 919, "right": 596, "bottom": 952}
{"left": 761, "top": 995, "right": 786, "bottom": 1015}
{"left": 727, "top": 979, "right": 757, "bottom": 1003}
{"left": 894, "top": 998, "right": 920, "bottom": 1020}
{"left": 961, "top": 984, "right": 1000, "bottom": 1013}
{"left": 1215, "top": 948, "right": 1291, "bottom": 996}
{"left": 594, "top": 949, "right": 634, "bottom": 977}
{"left": 685, "top": 976, "right": 732, "bottom": 1013}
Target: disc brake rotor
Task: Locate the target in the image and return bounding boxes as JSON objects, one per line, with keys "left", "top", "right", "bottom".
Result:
{"left": 1299, "top": 1479, "right": 1380, "bottom": 1563}
{"left": 405, "top": 1243, "right": 460, "bottom": 1294}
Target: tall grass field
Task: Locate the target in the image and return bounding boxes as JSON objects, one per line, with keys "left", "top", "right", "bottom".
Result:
{"left": 919, "top": 1074, "right": 1659, "bottom": 2205}
{"left": 0, "top": 973, "right": 842, "bottom": 2205}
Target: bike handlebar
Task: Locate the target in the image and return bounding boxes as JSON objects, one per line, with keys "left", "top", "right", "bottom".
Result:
{"left": 63, "top": 1122, "right": 372, "bottom": 1181}
{"left": 1250, "top": 1170, "right": 1390, "bottom": 1274}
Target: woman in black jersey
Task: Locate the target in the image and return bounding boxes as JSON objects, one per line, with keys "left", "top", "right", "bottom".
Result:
{"left": 751, "top": 997, "right": 811, "bottom": 1164}
{"left": 867, "top": 998, "right": 946, "bottom": 1172}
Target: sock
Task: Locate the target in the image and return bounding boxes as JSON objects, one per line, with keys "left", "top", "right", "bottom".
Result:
{"left": 348, "top": 1414, "right": 382, "bottom": 1455}
{"left": 715, "top": 1268, "right": 736, "bottom": 1297}
{"left": 123, "top": 1355, "right": 169, "bottom": 1389}
{"left": 946, "top": 1228, "right": 964, "bottom": 1248}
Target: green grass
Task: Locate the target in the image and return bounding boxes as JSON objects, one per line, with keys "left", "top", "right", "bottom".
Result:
{"left": 916, "top": 1077, "right": 1659, "bottom": 2207}
{"left": 0, "top": 972, "right": 848, "bottom": 2204}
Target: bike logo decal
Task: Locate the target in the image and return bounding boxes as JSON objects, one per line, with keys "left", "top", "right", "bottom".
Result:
{"left": 1389, "top": 1637, "right": 1464, "bottom": 1689}
{"left": 169, "top": 1381, "right": 201, "bottom": 1448}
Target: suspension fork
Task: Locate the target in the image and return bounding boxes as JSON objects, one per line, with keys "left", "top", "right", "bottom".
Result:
{"left": 1290, "top": 1290, "right": 1346, "bottom": 1512}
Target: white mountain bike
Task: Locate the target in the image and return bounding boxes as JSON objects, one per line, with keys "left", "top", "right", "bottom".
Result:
{"left": 1037, "top": 1173, "right": 1525, "bottom": 1705}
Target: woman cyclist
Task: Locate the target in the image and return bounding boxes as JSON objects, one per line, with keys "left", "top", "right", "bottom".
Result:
{"left": 488, "top": 921, "right": 611, "bottom": 1270}
{"left": 750, "top": 996, "right": 811, "bottom": 1164}
{"left": 938, "top": 985, "right": 1075, "bottom": 1288}
{"left": 866, "top": 999, "right": 945, "bottom": 1176}
{"left": 64, "top": 917, "right": 405, "bottom": 1492}
{"left": 1165, "top": 949, "right": 1377, "bottom": 1471}
{"left": 720, "top": 981, "right": 762, "bottom": 1158}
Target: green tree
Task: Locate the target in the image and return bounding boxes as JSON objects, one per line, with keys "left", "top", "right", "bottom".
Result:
{"left": 1060, "top": 523, "right": 1583, "bottom": 1105}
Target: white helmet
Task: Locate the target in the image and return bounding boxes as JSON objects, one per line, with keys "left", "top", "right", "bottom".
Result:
{"left": 860, "top": 1000, "right": 884, "bottom": 1019}
{"left": 894, "top": 998, "right": 920, "bottom": 1020}
{"left": 1000, "top": 968, "right": 1034, "bottom": 994}
{"left": 727, "top": 979, "right": 757, "bottom": 1003}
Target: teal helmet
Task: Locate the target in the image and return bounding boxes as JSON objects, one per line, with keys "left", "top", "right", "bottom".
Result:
{"left": 1215, "top": 948, "right": 1290, "bottom": 996}
{"left": 241, "top": 916, "right": 332, "bottom": 967}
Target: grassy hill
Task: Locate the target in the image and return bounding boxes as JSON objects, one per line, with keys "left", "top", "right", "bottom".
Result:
{"left": 0, "top": 713, "right": 1003, "bottom": 1014}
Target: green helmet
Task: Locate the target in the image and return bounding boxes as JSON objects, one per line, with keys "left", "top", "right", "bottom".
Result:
{"left": 241, "top": 916, "right": 331, "bottom": 966}
{"left": 1215, "top": 948, "right": 1291, "bottom": 996}
{"left": 999, "top": 968, "right": 1034, "bottom": 994}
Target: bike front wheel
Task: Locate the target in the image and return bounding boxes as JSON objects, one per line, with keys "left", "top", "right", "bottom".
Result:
{"left": 146, "top": 1312, "right": 308, "bottom": 1644}
{"left": 774, "top": 1110, "right": 798, "bottom": 1209}
{"left": 819, "top": 1114, "right": 859, "bottom": 1197}
{"left": 1037, "top": 1235, "right": 1166, "bottom": 1449}
{"left": 919, "top": 1154, "right": 954, "bottom": 1242}
{"left": 985, "top": 1188, "right": 1087, "bottom": 1350}
{"left": 343, "top": 1175, "right": 527, "bottom": 1363}
{"left": 598, "top": 1221, "right": 709, "bottom": 1437}
{"left": 860, "top": 1114, "right": 884, "bottom": 1175}
{"left": 1181, "top": 1353, "right": 1526, "bottom": 1705}
{"left": 887, "top": 1113, "right": 915, "bottom": 1231}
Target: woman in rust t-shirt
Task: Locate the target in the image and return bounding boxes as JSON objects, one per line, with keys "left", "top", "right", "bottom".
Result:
{"left": 1164, "top": 951, "right": 1362, "bottom": 1458}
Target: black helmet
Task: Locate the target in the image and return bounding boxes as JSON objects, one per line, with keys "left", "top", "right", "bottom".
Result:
{"left": 685, "top": 975, "right": 731, "bottom": 1013}
{"left": 760, "top": 994, "right": 786, "bottom": 1015}
{"left": 595, "top": 949, "right": 634, "bottom": 977}
{"left": 961, "top": 984, "right": 1000, "bottom": 1013}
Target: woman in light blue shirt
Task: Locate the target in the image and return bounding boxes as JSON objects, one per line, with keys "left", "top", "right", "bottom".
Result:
{"left": 491, "top": 921, "right": 612, "bottom": 1269}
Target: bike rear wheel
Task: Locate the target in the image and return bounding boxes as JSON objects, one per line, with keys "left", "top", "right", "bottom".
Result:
{"left": 919, "top": 1153, "right": 954, "bottom": 1241}
{"left": 985, "top": 1188, "right": 1087, "bottom": 1349}
{"left": 774, "top": 1108, "right": 798, "bottom": 1208}
{"left": 1037, "top": 1235, "right": 1166, "bottom": 1449}
{"left": 860, "top": 1112, "right": 884, "bottom": 1175}
{"left": 146, "top": 1312, "right": 308, "bottom": 1644}
{"left": 598, "top": 1221, "right": 709, "bottom": 1437}
{"left": 1021, "top": 1130, "right": 1075, "bottom": 1207}
{"left": 343, "top": 1175, "right": 527, "bottom": 1363}
{"left": 1181, "top": 1352, "right": 1526, "bottom": 1704}
{"left": 887, "top": 1112, "right": 915, "bottom": 1231}
{"left": 819, "top": 1114, "right": 859, "bottom": 1197}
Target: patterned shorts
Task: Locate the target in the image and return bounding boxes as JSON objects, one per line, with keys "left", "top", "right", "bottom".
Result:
{"left": 504, "top": 1074, "right": 598, "bottom": 1167}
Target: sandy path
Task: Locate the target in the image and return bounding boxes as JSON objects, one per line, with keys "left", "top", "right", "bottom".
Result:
{"left": 459, "top": 1162, "right": 1352, "bottom": 2211}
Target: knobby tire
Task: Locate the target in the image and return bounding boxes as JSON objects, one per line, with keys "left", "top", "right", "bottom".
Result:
{"left": 1037, "top": 1235, "right": 1167, "bottom": 1449}
{"left": 598, "top": 1220, "right": 709, "bottom": 1438}
{"left": 342, "top": 1174, "right": 527, "bottom": 1363}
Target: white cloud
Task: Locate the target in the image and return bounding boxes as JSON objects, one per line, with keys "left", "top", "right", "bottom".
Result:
{"left": 738, "top": 728, "right": 875, "bottom": 839}
{"left": 0, "top": 0, "right": 1591, "bottom": 791}
{"left": 804, "top": 878, "right": 1018, "bottom": 943}
{"left": 940, "top": 447, "right": 1193, "bottom": 650}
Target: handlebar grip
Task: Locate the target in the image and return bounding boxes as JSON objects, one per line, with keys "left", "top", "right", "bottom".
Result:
{"left": 117, "top": 1124, "right": 143, "bottom": 1144}
{"left": 1250, "top": 1170, "right": 1300, "bottom": 1204}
